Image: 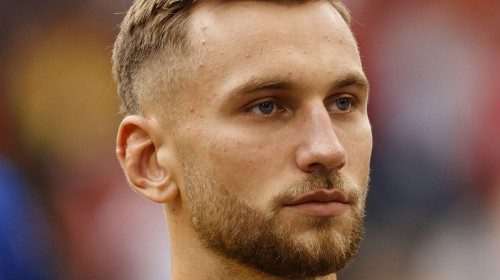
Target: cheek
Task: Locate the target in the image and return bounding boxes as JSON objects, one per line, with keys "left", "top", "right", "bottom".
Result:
{"left": 340, "top": 120, "right": 372, "bottom": 180}
{"left": 204, "top": 129, "right": 286, "bottom": 196}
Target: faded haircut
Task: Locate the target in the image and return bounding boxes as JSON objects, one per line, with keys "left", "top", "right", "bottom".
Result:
{"left": 112, "top": 0, "right": 352, "bottom": 116}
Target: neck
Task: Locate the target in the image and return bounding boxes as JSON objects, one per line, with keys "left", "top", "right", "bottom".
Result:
{"left": 163, "top": 203, "right": 338, "bottom": 280}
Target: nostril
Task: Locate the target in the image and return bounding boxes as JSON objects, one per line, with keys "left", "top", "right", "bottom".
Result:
{"left": 296, "top": 144, "right": 347, "bottom": 173}
{"left": 306, "top": 162, "right": 327, "bottom": 173}
{"left": 306, "top": 159, "right": 345, "bottom": 173}
{"left": 337, "top": 159, "right": 346, "bottom": 170}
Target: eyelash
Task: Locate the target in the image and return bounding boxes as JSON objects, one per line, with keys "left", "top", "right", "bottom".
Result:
{"left": 247, "top": 99, "right": 285, "bottom": 116}
{"left": 327, "top": 95, "right": 357, "bottom": 113}
{"left": 246, "top": 95, "right": 357, "bottom": 116}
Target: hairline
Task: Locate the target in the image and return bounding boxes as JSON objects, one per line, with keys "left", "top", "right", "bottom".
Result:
{"left": 114, "top": 0, "right": 353, "bottom": 118}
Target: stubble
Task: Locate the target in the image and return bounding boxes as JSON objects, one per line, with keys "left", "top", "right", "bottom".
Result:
{"left": 183, "top": 160, "right": 368, "bottom": 279}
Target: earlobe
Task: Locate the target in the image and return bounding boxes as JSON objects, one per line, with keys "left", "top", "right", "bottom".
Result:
{"left": 116, "top": 115, "right": 180, "bottom": 203}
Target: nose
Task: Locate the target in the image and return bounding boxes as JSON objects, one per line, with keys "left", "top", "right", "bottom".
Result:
{"left": 295, "top": 105, "right": 347, "bottom": 173}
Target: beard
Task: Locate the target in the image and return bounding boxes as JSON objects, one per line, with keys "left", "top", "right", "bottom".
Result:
{"left": 182, "top": 160, "right": 368, "bottom": 279}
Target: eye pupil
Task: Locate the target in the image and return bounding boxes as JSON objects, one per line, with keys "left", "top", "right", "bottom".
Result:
{"left": 336, "top": 98, "right": 351, "bottom": 111}
{"left": 259, "top": 102, "right": 275, "bottom": 114}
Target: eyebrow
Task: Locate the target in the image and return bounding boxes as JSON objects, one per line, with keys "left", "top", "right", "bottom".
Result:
{"left": 228, "top": 76, "right": 294, "bottom": 97}
{"left": 226, "top": 72, "right": 369, "bottom": 101}
{"left": 334, "top": 73, "right": 370, "bottom": 91}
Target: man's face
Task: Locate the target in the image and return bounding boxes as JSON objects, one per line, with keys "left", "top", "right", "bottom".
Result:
{"left": 158, "top": 0, "right": 372, "bottom": 277}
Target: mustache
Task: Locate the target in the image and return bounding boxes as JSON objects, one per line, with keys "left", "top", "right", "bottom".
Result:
{"left": 270, "top": 172, "right": 360, "bottom": 211}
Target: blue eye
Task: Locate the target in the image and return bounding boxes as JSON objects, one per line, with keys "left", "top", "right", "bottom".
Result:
{"left": 250, "top": 101, "right": 277, "bottom": 115}
{"left": 329, "top": 97, "right": 352, "bottom": 112}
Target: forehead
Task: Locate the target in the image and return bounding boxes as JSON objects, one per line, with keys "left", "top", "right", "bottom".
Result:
{"left": 182, "top": 0, "right": 363, "bottom": 101}
{"left": 188, "top": 0, "right": 358, "bottom": 57}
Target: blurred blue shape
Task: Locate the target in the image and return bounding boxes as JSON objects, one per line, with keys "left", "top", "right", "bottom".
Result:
{"left": 0, "top": 156, "right": 54, "bottom": 280}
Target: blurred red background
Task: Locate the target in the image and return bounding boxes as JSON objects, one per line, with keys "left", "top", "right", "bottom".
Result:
{"left": 0, "top": 1, "right": 499, "bottom": 279}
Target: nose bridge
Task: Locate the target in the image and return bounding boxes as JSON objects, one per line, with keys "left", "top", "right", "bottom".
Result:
{"left": 295, "top": 104, "right": 346, "bottom": 172}
{"left": 308, "top": 105, "right": 336, "bottom": 144}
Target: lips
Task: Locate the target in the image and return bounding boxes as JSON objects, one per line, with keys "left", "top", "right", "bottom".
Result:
{"left": 284, "top": 189, "right": 349, "bottom": 205}
{"left": 283, "top": 189, "right": 350, "bottom": 217}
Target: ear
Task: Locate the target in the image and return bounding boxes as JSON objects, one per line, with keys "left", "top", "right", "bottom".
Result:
{"left": 116, "top": 115, "right": 180, "bottom": 203}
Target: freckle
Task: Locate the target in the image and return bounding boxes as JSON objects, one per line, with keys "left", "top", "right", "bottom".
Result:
{"left": 257, "top": 145, "right": 262, "bottom": 149}
{"left": 303, "top": 50, "right": 307, "bottom": 54}
{"left": 212, "top": 93, "right": 217, "bottom": 97}
{"left": 287, "top": 71, "right": 292, "bottom": 76}
{"left": 202, "top": 26, "right": 208, "bottom": 31}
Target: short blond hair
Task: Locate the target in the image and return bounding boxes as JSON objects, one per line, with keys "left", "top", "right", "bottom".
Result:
{"left": 112, "top": 0, "right": 351, "bottom": 116}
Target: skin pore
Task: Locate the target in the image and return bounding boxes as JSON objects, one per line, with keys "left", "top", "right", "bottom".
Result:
{"left": 117, "top": 0, "right": 372, "bottom": 279}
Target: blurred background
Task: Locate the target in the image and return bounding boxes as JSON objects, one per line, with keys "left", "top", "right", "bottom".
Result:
{"left": 0, "top": 0, "right": 498, "bottom": 279}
